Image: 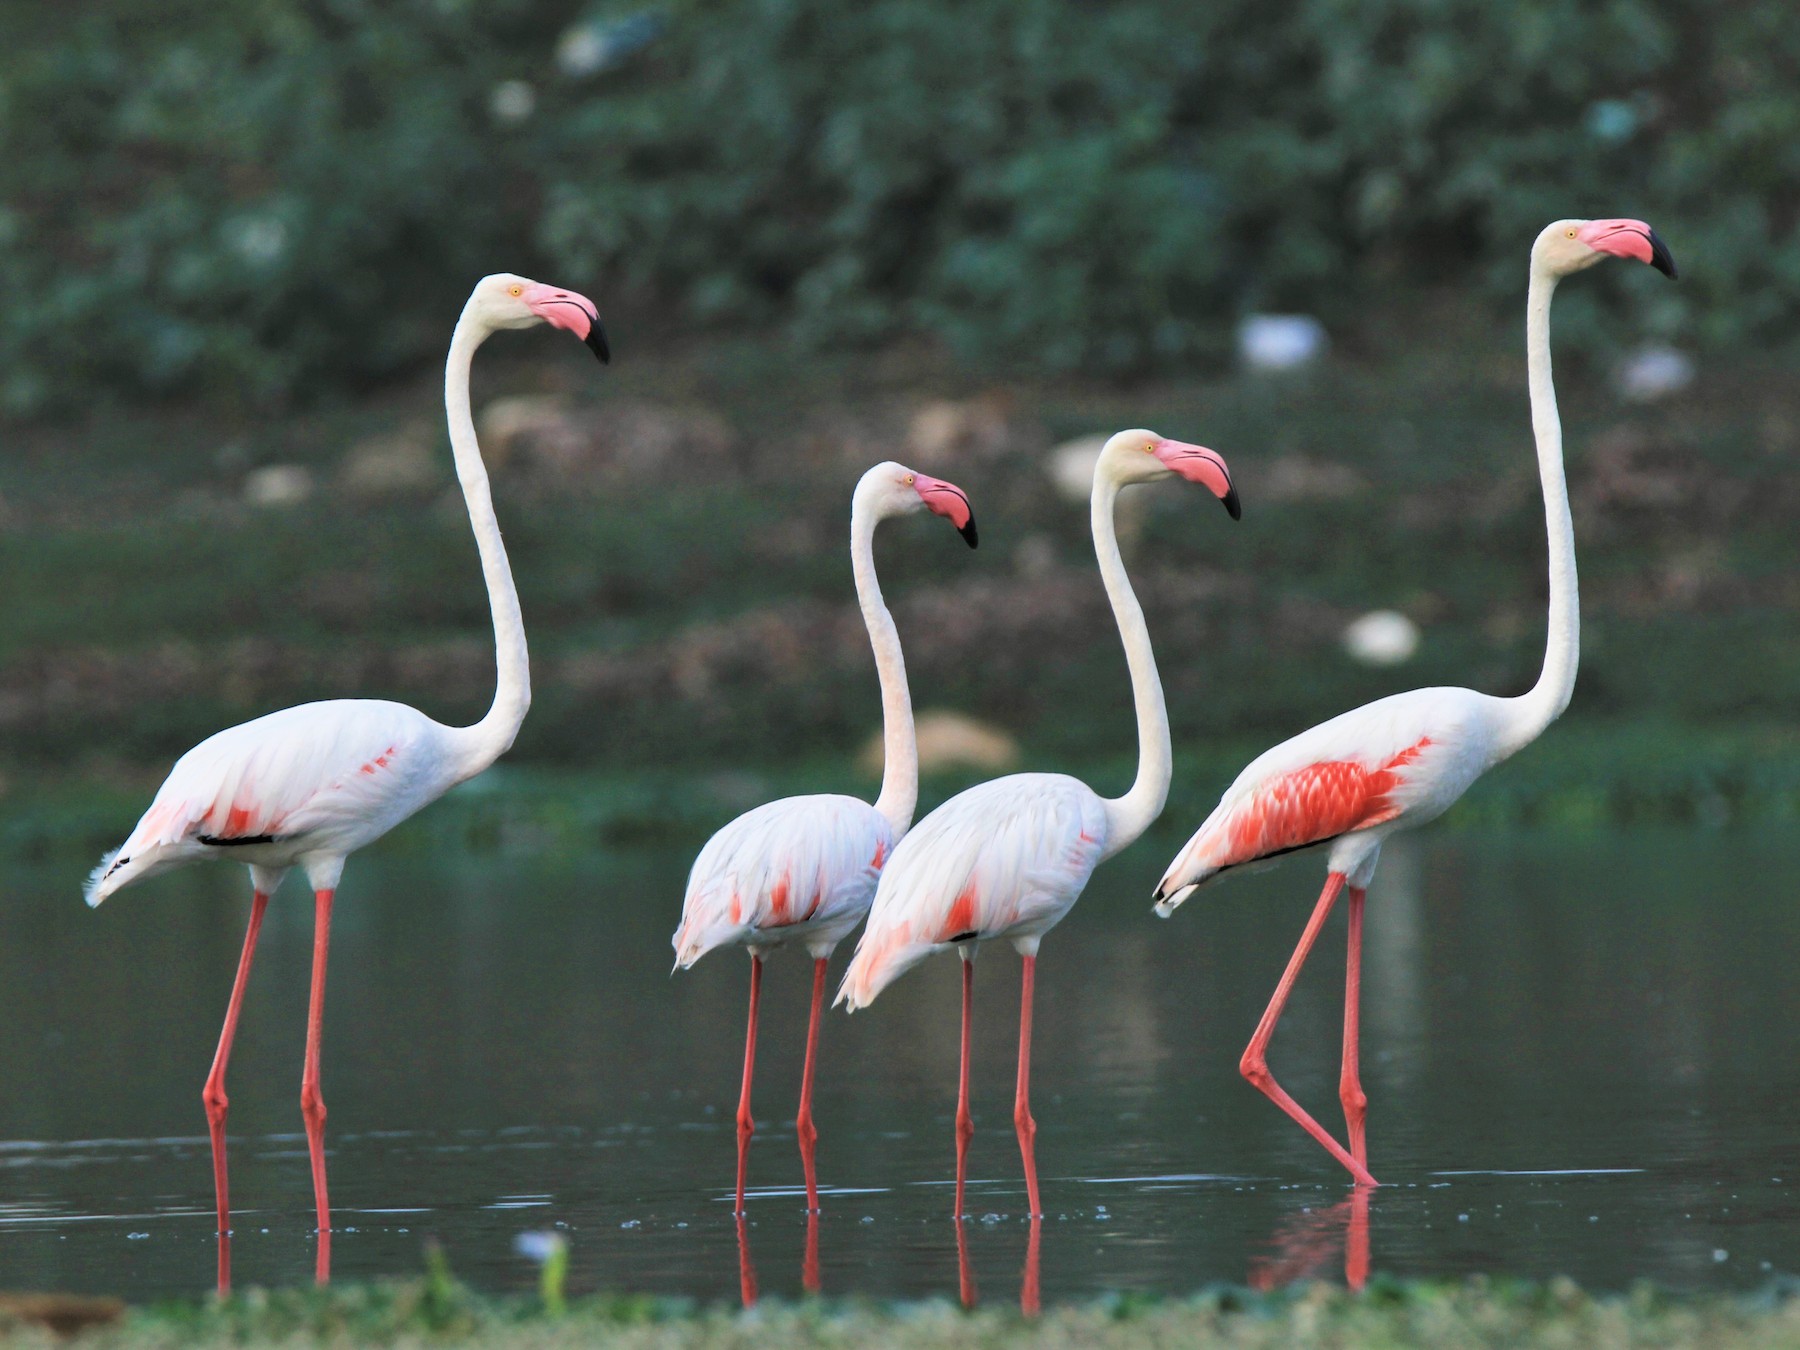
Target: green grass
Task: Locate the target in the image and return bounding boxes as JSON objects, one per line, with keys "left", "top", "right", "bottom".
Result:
{"left": 4, "top": 298, "right": 1798, "bottom": 782}
{"left": 7, "top": 1275, "right": 1800, "bottom": 1349}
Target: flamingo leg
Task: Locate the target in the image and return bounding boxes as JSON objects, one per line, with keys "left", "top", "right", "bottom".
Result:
{"left": 802, "top": 1208, "right": 821, "bottom": 1295}
{"left": 1339, "top": 886, "right": 1369, "bottom": 1170}
{"left": 1019, "top": 1214, "right": 1042, "bottom": 1317}
{"left": 300, "top": 887, "right": 335, "bottom": 1284}
{"left": 796, "top": 957, "right": 826, "bottom": 1212}
{"left": 1239, "top": 872, "right": 1378, "bottom": 1187}
{"left": 1014, "top": 954, "right": 1041, "bottom": 1218}
{"left": 734, "top": 954, "right": 762, "bottom": 1215}
{"left": 955, "top": 1213, "right": 978, "bottom": 1308}
{"left": 735, "top": 1212, "right": 758, "bottom": 1308}
{"left": 203, "top": 888, "right": 269, "bottom": 1291}
{"left": 953, "top": 956, "right": 974, "bottom": 1219}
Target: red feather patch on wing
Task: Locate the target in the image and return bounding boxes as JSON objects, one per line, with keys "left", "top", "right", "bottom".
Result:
{"left": 1213, "top": 738, "right": 1432, "bottom": 869}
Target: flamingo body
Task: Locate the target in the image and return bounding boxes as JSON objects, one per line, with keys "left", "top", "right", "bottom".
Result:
{"left": 87, "top": 699, "right": 468, "bottom": 904}
{"left": 674, "top": 793, "right": 893, "bottom": 964}
{"left": 1157, "top": 686, "right": 1506, "bottom": 903}
{"left": 837, "top": 773, "right": 1107, "bottom": 1008}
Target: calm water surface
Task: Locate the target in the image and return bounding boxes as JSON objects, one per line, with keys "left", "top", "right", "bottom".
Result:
{"left": 3, "top": 820, "right": 1799, "bottom": 1305}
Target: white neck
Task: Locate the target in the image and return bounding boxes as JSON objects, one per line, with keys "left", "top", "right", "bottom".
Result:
{"left": 1093, "top": 472, "right": 1171, "bottom": 857}
{"left": 1499, "top": 261, "right": 1578, "bottom": 758}
{"left": 854, "top": 497, "right": 918, "bottom": 836}
{"left": 443, "top": 315, "right": 531, "bottom": 777}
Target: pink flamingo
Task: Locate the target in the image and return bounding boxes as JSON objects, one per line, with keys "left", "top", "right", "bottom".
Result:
{"left": 837, "top": 431, "right": 1240, "bottom": 1218}
{"left": 1153, "top": 218, "right": 1677, "bottom": 1186}
{"left": 84, "top": 273, "right": 607, "bottom": 1288}
{"left": 672, "top": 463, "right": 978, "bottom": 1214}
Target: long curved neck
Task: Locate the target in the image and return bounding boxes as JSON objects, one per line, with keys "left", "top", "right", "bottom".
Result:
{"left": 1093, "top": 473, "right": 1171, "bottom": 858}
{"left": 854, "top": 500, "right": 918, "bottom": 836}
{"left": 1500, "top": 262, "right": 1578, "bottom": 758}
{"left": 444, "top": 317, "right": 530, "bottom": 777}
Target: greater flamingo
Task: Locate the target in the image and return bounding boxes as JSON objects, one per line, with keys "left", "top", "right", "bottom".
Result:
{"left": 672, "top": 462, "right": 978, "bottom": 1214}
{"left": 1153, "top": 218, "right": 1677, "bottom": 1186}
{"left": 837, "top": 431, "right": 1240, "bottom": 1217}
{"left": 85, "top": 273, "right": 607, "bottom": 1287}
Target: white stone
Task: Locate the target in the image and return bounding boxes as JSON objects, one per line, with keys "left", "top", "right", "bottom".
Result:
{"left": 488, "top": 80, "right": 536, "bottom": 126}
{"left": 1238, "top": 314, "right": 1328, "bottom": 372}
{"left": 1047, "top": 435, "right": 1108, "bottom": 502}
{"left": 1342, "top": 609, "right": 1420, "bottom": 666}
{"left": 242, "top": 464, "right": 313, "bottom": 508}
{"left": 1615, "top": 344, "right": 1694, "bottom": 402}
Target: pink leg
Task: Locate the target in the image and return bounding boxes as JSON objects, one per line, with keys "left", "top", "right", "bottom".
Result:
{"left": 1345, "top": 1184, "right": 1371, "bottom": 1291}
{"left": 735, "top": 1212, "right": 758, "bottom": 1308}
{"left": 955, "top": 1211, "right": 978, "bottom": 1308}
{"left": 796, "top": 957, "right": 826, "bottom": 1212}
{"left": 802, "top": 1208, "right": 821, "bottom": 1295}
{"left": 300, "top": 887, "right": 335, "bottom": 1283}
{"left": 734, "top": 955, "right": 762, "bottom": 1215}
{"left": 1340, "top": 886, "right": 1369, "bottom": 1171}
{"left": 1239, "top": 873, "right": 1379, "bottom": 1187}
{"left": 953, "top": 958, "right": 974, "bottom": 1219}
{"left": 203, "top": 891, "right": 269, "bottom": 1259}
{"left": 1019, "top": 1214, "right": 1042, "bottom": 1317}
{"left": 1014, "top": 955, "right": 1041, "bottom": 1218}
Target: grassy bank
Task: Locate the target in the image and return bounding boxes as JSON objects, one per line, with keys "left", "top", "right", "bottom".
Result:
{"left": 7, "top": 1276, "right": 1800, "bottom": 1349}
{"left": 5, "top": 301, "right": 1798, "bottom": 789}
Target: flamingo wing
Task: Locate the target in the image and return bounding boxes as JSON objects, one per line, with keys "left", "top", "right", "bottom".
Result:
{"left": 87, "top": 699, "right": 442, "bottom": 905}
{"left": 1157, "top": 687, "right": 1498, "bottom": 906}
{"left": 673, "top": 794, "right": 891, "bottom": 966}
{"left": 836, "top": 773, "right": 1107, "bottom": 1010}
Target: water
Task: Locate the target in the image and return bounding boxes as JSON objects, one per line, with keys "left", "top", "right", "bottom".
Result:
{"left": 3, "top": 822, "right": 1799, "bottom": 1305}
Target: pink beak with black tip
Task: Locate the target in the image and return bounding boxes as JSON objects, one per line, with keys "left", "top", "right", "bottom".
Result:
{"left": 523, "top": 282, "right": 611, "bottom": 362}
{"left": 1576, "top": 219, "right": 1678, "bottom": 279}
{"left": 914, "top": 473, "right": 979, "bottom": 548}
{"left": 1152, "top": 440, "right": 1241, "bottom": 519}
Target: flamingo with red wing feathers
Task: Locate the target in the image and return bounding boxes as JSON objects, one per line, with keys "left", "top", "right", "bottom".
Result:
{"left": 1153, "top": 218, "right": 1677, "bottom": 1186}
{"left": 672, "top": 462, "right": 978, "bottom": 1215}
{"left": 86, "top": 273, "right": 608, "bottom": 1288}
{"left": 837, "top": 431, "right": 1240, "bottom": 1218}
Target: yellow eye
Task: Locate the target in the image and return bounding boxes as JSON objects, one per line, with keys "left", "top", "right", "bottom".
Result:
{"left": 1566, "top": 229, "right": 1576, "bottom": 238}
{"left": 509, "top": 284, "right": 523, "bottom": 296}
{"left": 904, "top": 473, "right": 915, "bottom": 484}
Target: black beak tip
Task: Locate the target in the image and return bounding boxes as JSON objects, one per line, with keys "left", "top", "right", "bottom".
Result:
{"left": 1221, "top": 483, "right": 1242, "bottom": 521}
{"left": 585, "top": 320, "right": 611, "bottom": 364}
{"left": 958, "top": 518, "right": 979, "bottom": 549}
{"left": 1648, "top": 231, "right": 1678, "bottom": 280}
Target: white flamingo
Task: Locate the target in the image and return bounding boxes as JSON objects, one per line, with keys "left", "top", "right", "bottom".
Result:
{"left": 1153, "top": 218, "right": 1677, "bottom": 1187}
{"left": 672, "top": 462, "right": 977, "bottom": 1214}
{"left": 837, "top": 431, "right": 1241, "bottom": 1218}
{"left": 85, "top": 273, "right": 608, "bottom": 1285}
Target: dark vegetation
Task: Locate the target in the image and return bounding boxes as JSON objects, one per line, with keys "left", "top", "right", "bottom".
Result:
{"left": 7, "top": 1271, "right": 1800, "bottom": 1348}
{"left": 4, "top": 0, "right": 1797, "bottom": 412}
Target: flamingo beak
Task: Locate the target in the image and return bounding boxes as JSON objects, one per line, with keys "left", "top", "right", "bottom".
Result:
{"left": 523, "top": 283, "right": 612, "bottom": 363}
{"left": 1576, "top": 220, "right": 1678, "bottom": 280}
{"left": 1152, "top": 440, "right": 1241, "bottom": 519}
{"left": 914, "top": 474, "right": 979, "bottom": 548}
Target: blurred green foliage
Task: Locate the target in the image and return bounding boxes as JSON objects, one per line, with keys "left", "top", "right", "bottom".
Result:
{"left": 4, "top": 0, "right": 1796, "bottom": 413}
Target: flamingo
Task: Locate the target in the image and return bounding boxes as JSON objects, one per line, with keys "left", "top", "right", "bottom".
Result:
{"left": 84, "top": 273, "right": 608, "bottom": 1287}
{"left": 837, "top": 431, "right": 1241, "bottom": 1218}
{"left": 1152, "top": 218, "right": 1677, "bottom": 1187}
{"left": 671, "top": 462, "right": 978, "bottom": 1215}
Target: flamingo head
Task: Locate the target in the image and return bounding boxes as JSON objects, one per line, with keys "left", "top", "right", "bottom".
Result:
{"left": 1101, "top": 429, "right": 1241, "bottom": 518}
{"left": 1535, "top": 219, "right": 1677, "bottom": 280}
{"left": 466, "top": 272, "right": 610, "bottom": 362}
{"left": 859, "top": 461, "right": 978, "bottom": 547}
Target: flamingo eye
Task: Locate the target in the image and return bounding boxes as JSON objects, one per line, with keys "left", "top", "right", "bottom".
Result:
{"left": 1566, "top": 229, "right": 1576, "bottom": 238}
{"left": 509, "top": 284, "right": 523, "bottom": 296}
{"left": 904, "top": 473, "right": 915, "bottom": 485}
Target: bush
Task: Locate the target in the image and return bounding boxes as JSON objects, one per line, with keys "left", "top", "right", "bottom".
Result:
{"left": 4, "top": 0, "right": 1798, "bottom": 411}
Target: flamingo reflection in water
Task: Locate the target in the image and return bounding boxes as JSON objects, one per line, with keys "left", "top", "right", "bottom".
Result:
{"left": 950, "top": 1216, "right": 1043, "bottom": 1316}
{"left": 731, "top": 1196, "right": 825, "bottom": 1306}
{"left": 1250, "top": 1186, "right": 1372, "bottom": 1292}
